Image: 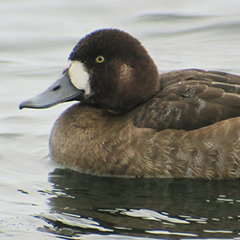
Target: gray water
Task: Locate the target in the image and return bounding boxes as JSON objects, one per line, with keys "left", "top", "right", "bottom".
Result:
{"left": 1, "top": 0, "right": 240, "bottom": 239}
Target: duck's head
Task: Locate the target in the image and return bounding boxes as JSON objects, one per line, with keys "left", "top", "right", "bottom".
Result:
{"left": 20, "top": 29, "right": 159, "bottom": 113}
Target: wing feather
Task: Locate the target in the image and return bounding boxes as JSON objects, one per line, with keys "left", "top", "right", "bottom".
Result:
{"left": 134, "top": 69, "right": 240, "bottom": 131}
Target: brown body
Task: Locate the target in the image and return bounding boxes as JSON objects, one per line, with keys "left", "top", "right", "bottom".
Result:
{"left": 50, "top": 69, "right": 240, "bottom": 179}
{"left": 50, "top": 103, "right": 240, "bottom": 179}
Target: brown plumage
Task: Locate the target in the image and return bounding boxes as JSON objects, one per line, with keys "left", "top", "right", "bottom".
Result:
{"left": 134, "top": 69, "right": 240, "bottom": 131}
{"left": 20, "top": 29, "right": 240, "bottom": 179}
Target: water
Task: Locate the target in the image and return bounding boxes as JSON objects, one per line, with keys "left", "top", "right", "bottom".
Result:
{"left": 1, "top": 0, "right": 240, "bottom": 239}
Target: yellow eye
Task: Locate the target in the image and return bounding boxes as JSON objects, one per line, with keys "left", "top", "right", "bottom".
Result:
{"left": 95, "top": 56, "right": 105, "bottom": 63}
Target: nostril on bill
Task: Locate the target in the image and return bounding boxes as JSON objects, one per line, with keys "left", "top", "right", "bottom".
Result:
{"left": 53, "top": 86, "right": 61, "bottom": 91}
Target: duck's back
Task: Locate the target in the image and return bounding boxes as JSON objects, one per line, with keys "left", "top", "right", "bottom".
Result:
{"left": 134, "top": 69, "right": 240, "bottom": 131}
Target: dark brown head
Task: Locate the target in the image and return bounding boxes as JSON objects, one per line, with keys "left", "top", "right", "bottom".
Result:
{"left": 20, "top": 29, "right": 159, "bottom": 113}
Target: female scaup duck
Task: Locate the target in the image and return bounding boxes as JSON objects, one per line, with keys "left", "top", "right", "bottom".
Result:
{"left": 20, "top": 29, "right": 240, "bottom": 179}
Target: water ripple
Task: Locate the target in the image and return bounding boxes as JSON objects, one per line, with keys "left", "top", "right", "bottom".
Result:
{"left": 122, "top": 209, "right": 189, "bottom": 224}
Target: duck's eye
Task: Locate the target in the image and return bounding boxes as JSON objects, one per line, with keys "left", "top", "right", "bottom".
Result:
{"left": 95, "top": 56, "right": 105, "bottom": 63}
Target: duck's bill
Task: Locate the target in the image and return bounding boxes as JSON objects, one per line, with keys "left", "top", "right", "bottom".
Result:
{"left": 19, "top": 71, "right": 84, "bottom": 109}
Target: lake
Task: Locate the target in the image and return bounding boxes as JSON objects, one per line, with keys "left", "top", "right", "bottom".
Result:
{"left": 1, "top": 0, "right": 240, "bottom": 239}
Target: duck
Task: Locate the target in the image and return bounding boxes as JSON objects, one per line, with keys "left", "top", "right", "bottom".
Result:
{"left": 20, "top": 29, "right": 240, "bottom": 179}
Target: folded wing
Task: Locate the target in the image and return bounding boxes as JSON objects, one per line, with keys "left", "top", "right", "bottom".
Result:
{"left": 134, "top": 69, "right": 240, "bottom": 131}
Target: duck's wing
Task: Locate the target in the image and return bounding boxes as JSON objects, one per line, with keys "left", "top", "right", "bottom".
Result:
{"left": 134, "top": 69, "right": 240, "bottom": 131}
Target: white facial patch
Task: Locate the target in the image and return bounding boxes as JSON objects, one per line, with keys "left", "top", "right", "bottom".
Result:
{"left": 67, "top": 60, "right": 90, "bottom": 94}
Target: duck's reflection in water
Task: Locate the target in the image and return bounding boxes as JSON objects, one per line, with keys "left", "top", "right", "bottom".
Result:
{"left": 39, "top": 168, "right": 240, "bottom": 239}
